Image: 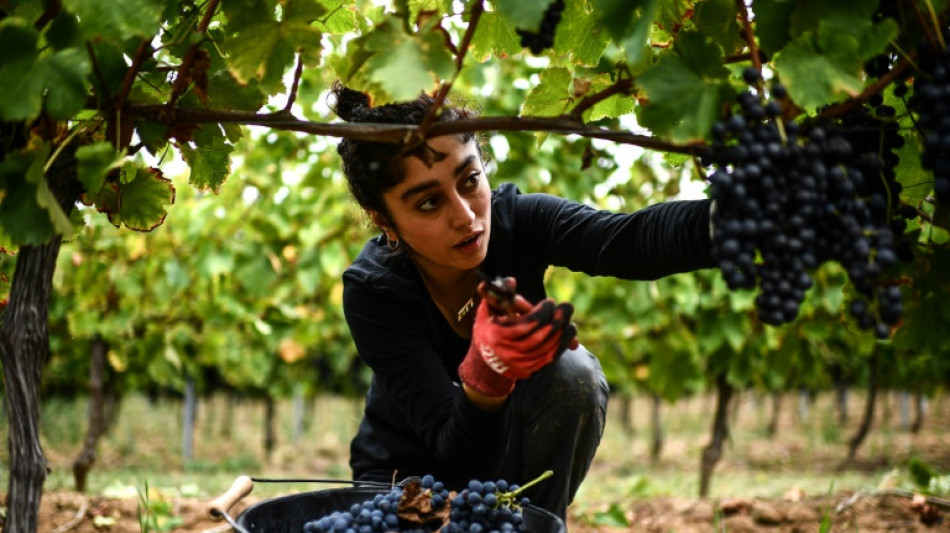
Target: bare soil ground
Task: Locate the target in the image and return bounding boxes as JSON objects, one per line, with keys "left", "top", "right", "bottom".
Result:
{"left": 20, "top": 486, "right": 948, "bottom": 533}
{"left": 4, "top": 392, "right": 949, "bottom": 532}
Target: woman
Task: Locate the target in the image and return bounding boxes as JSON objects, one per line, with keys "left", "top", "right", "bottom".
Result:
{"left": 334, "top": 82, "right": 714, "bottom": 520}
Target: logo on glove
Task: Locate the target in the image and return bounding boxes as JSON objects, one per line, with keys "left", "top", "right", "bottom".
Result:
{"left": 480, "top": 345, "right": 509, "bottom": 374}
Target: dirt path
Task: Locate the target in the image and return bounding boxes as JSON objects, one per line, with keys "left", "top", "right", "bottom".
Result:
{"left": 14, "top": 488, "right": 945, "bottom": 533}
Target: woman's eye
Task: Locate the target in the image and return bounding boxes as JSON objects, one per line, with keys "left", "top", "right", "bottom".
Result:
{"left": 465, "top": 171, "right": 481, "bottom": 187}
{"left": 418, "top": 197, "right": 438, "bottom": 211}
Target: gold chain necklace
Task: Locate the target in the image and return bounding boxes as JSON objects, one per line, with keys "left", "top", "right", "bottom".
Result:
{"left": 421, "top": 271, "right": 477, "bottom": 323}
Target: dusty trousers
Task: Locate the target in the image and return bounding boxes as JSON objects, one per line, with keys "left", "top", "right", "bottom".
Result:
{"left": 492, "top": 345, "right": 610, "bottom": 521}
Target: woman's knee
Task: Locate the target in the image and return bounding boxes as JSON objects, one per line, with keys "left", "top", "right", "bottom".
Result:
{"left": 545, "top": 345, "right": 610, "bottom": 413}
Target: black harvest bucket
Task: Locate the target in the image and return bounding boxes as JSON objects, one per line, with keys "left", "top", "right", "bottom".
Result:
{"left": 208, "top": 477, "right": 567, "bottom": 533}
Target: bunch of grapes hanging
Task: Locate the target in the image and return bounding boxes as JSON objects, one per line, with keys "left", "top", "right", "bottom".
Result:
{"left": 516, "top": 0, "right": 565, "bottom": 55}
{"left": 703, "top": 68, "right": 907, "bottom": 339}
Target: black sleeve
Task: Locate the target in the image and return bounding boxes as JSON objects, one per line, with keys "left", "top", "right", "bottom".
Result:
{"left": 343, "top": 280, "right": 508, "bottom": 478}
{"left": 513, "top": 193, "right": 715, "bottom": 280}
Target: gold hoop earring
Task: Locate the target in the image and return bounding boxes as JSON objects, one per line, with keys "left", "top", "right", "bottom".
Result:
{"left": 387, "top": 235, "right": 399, "bottom": 251}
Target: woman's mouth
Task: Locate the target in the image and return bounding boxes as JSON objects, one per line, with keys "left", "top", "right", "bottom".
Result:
{"left": 454, "top": 231, "right": 483, "bottom": 252}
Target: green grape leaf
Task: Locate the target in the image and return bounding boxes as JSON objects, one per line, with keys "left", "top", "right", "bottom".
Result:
{"left": 636, "top": 54, "right": 732, "bottom": 142}
{"left": 748, "top": 0, "right": 795, "bottom": 57}
{"left": 674, "top": 30, "right": 730, "bottom": 79}
{"left": 583, "top": 73, "right": 635, "bottom": 121}
{"left": 108, "top": 165, "right": 175, "bottom": 231}
{"left": 0, "top": 20, "right": 89, "bottom": 121}
{"left": 62, "top": 0, "right": 165, "bottom": 40}
{"left": 772, "top": 34, "right": 862, "bottom": 112}
{"left": 693, "top": 0, "right": 743, "bottom": 56}
{"left": 135, "top": 120, "right": 170, "bottom": 157}
{"left": 178, "top": 130, "right": 234, "bottom": 193}
{"left": 203, "top": 69, "right": 268, "bottom": 112}
{"left": 0, "top": 19, "right": 43, "bottom": 121}
{"left": 224, "top": 0, "right": 324, "bottom": 93}
{"left": 405, "top": 0, "right": 453, "bottom": 26}
{"left": 592, "top": 0, "right": 659, "bottom": 65}
{"left": 522, "top": 67, "right": 573, "bottom": 117}
{"left": 363, "top": 19, "right": 455, "bottom": 102}
{"left": 46, "top": 12, "right": 82, "bottom": 50}
{"left": 654, "top": 0, "right": 691, "bottom": 34}
{"left": 87, "top": 41, "right": 129, "bottom": 101}
{"left": 0, "top": 150, "right": 56, "bottom": 245}
{"left": 76, "top": 142, "right": 125, "bottom": 198}
{"left": 554, "top": 0, "right": 610, "bottom": 67}
{"left": 34, "top": 48, "right": 90, "bottom": 120}
{"left": 30, "top": 147, "right": 74, "bottom": 239}
{"left": 772, "top": 0, "right": 899, "bottom": 111}
{"left": 315, "top": 0, "right": 359, "bottom": 34}
{"left": 817, "top": 11, "right": 897, "bottom": 65}
{"left": 495, "top": 0, "right": 547, "bottom": 30}
{"left": 896, "top": 136, "right": 931, "bottom": 207}
{"left": 469, "top": 11, "right": 522, "bottom": 62}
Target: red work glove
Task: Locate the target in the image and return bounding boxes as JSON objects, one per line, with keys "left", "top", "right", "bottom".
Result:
{"left": 458, "top": 285, "right": 577, "bottom": 397}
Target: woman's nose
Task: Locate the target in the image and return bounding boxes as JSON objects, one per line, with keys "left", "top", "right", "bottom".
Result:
{"left": 448, "top": 193, "right": 476, "bottom": 227}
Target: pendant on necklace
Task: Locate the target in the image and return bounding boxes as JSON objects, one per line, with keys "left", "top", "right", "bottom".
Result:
{"left": 456, "top": 297, "right": 475, "bottom": 323}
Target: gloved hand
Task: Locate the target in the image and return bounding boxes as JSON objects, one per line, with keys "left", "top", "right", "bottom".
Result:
{"left": 458, "top": 281, "right": 577, "bottom": 397}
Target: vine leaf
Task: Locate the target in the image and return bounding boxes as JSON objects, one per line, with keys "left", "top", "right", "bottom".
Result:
{"left": 0, "top": 19, "right": 89, "bottom": 122}
{"left": 494, "top": 0, "right": 547, "bottom": 30}
{"left": 771, "top": 1, "right": 898, "bottom": 112}
{"left": 314, "top": 0, "right": 360, "bottom": 34}
{"left": 223, "top": 0, "right": 326, "bottom": 93}
{"left": 35, "top": 48, "right": 91, "bottom": 120}
{"left": 469, "top": 10, "right": 522, "bottom": 62}
{"left": 362, "top": 18, "right": 455, "bottom": 102}
{"left": 522, "top": 67, "right": 573, "bottom": 146}
{"left": 62, "top": 0, "right": 165, "bottom": 41}
{"left": 592, "top": 0, "right": 659, "bottom": 65}
{"left": 584, "top": 74, "right": 635, "bottom": 121}
{"left": 179, "top": 129, "right": 234, "bottom": 193}
{"left": 0, "top": 150, "right": 56, "bottom": 245}
{"left": 77, "top": 142, "right": 126, "bottom": 199}
{"left": 752, "top": 0, "right": 796, "bottom": 57}
{"left": 636, "top": 37, "right": 731, "bottom": 142}
{"left": 692, "top": 0, "right": 743, "bottom": 57}
{"left": 554, "top": 0, "right": 610, "bottom": 67}
{"left": 522, "top": 67, "right": 573, "bottom": 117}
{"left": 107, "top": 165, "right": 175, "bottom": 231}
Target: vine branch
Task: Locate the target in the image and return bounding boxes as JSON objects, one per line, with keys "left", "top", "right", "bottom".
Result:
{"left": 116, "top": 39, "right": 154, "bottom": 112}
{"left": 124, "top": 103, "right": 703, "bottom": 155}
{"left": 283, "top": 55, "right": 305, "bottom": 115}
{"left": 85, "top": 42, "right": 113, "bottom": 104}
{"left": 820, "top": 57, "right": 913, "bottom": 119}
{"left": 735, "top": 0, "right": 762, "bottom": 93}
{"left": 165, "top": 0, "right": 220, "bottom": 114}
{"left": 569, "top": 78, "right": 634, "bottom": 119}
{"left": 418, "top": 0, "right": 485, "bottom": 135}
{"left": 32, "top": 0, "right": 61, "bottom": 30}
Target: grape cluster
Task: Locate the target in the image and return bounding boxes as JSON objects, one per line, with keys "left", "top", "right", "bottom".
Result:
{"left": 516, "top": 0, "right": 564, "bottom": 55}
{"left": 704, "top": 67, "right": 905, "bottom": 337}
{"left": 301, "top": 475, "right": 529, "bottom": 533}
{"left": 303, "top": 485, "right": 407, "bottom": 533}
{"left": 443, "top": 479, "right": 527, "bottom": 533}
{"left": 910, "top": 34, "right": 950, "bottom": 202}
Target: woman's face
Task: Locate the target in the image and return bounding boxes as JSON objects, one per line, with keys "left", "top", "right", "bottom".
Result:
{"left": 379, "top": 135, "right": 491, "bottom": 276}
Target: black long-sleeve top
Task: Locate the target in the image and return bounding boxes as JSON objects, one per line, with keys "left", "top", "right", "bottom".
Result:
{"left": 342, "top": 183, "right": 714, "bottom": 485}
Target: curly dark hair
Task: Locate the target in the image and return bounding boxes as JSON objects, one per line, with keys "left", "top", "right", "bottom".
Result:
{"left": 329, "top": 81, "right": 482, "bottom": 221}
